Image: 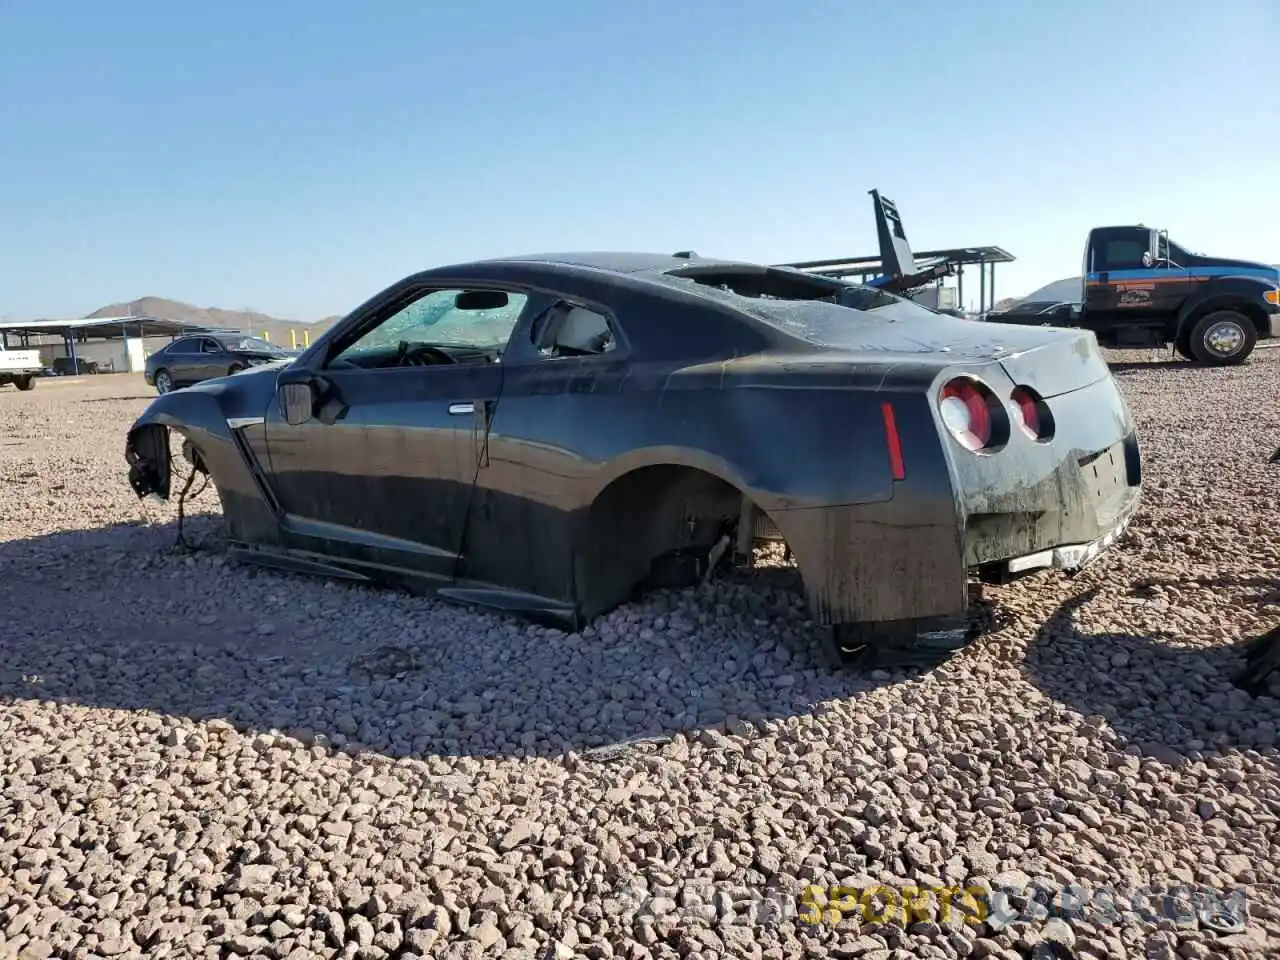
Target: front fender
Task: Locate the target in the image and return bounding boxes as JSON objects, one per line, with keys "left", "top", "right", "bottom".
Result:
{"left": 1176, "top": 278, "right": 1272, "bottom": 335}
{"left": 125, "top": 384, "right": 282, "bottom": 546}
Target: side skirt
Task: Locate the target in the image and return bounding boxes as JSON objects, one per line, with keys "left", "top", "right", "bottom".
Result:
{"left": 225, "top": 541, "right": 580, "bottom": 628}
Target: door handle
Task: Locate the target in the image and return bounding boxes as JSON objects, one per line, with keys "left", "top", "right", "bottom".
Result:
{"left": 448, "top": 402, "right": 474, "bottom": 416}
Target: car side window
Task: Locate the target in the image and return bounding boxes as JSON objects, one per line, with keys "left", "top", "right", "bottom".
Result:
{"left": 533, "top": 303, "right": 618, "bottom": 358}
{"left": 1101, "top": 239, "right": 1146, "bottom": 270}
{"left": 327, "top": 288, "right": 529, "bottom": 369}
{"left": 200, "top": 338, "right": 221, "bottom": 353}
{"left": 168, "top": 338, "right": 194, "bottom": 353}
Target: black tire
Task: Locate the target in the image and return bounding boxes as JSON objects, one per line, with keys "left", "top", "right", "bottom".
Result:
{"left": 14, "top": 375, "right": 34, "bottom": 391}
{"left": 154, "top": 369, "right": 173, "bottom": 394}
{"left": 1173, "top": 326, "right": 1195, "bottom": 361}
{"left": 1187, "top": 310, "right": 1257, "bottom": 366}
{"left": 227, "top": 363, "right": 244, "bottom": 376}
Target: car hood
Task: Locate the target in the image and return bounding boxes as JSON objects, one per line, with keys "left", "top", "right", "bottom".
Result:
{"left": 1181, "top": 256, "right": 1280, "bottom": 283}
{"left": 231, "top": 357, "right": 294, "bottom": 374}
{"left": 1198, "top": 256, "right": 1275, "bottom": 272}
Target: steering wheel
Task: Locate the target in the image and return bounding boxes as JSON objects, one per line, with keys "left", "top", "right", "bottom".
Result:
{"left": 396, "top": 342, "right": 457, "bottom": 366}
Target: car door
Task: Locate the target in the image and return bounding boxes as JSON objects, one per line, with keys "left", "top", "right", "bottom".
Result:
{"left": 194, "top": 337, "right": 227, "bottom": 381}
{"left": 1083, "top": 228, "right": 1148, "bottom": 333}
{"left": 163, "top": 337, "right": 201, "bottom": 385}
{"left": 455, "top": 298, "right": 632, "bottom": 609}
{"left": 262, "top": 285, "right": 534, "bottom": 582}
{"left": 1149, "top": 232, "right": 1194, "bottom": 318}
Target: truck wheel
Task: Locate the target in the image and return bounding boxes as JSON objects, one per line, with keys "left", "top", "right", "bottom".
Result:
{"left": 1173, "top": 327, "right": 1195, "bottom": 361}
{"left": 15, "top": 375, "right": 34, "bottom": 391}
{"left": 1188, "top": 310, "right": 1257, "bottom": 366}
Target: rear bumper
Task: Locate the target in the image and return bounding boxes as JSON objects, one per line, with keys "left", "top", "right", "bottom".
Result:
{"left": 951, "top": 359, "right": 1143, "bottom": 579}
{"left": 1264, "top": 298, "right": 1280, "bottom": 336}
{"left": 964, "top": 429, "right": 1142, "bottom": 577}
{"left": 1001, "top": 492, "right": 1138, "bottom": 576}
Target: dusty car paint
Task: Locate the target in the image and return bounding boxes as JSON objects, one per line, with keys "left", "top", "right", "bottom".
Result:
{"left": 125, "top": 253, "right": 1141, "bottom": 664}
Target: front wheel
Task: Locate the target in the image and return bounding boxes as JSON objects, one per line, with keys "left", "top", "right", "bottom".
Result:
{"left": 227, "top": 363, "right": 244, "bottom": 376}
{"left": 154, "top": 369, "right": 173, "bottom": 394}
{"left": 1188, "top": 310, "right": 1257, "bottom": 366}
{"left": 14, "top": 375, "right": 34, "bottom": 391}
{"left": 1173, "top": 326, "right": 1195, "bottom": 361}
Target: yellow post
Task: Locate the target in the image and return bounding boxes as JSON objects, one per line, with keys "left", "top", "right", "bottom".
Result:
{"left": 304, "top": 329, "right": 311, "bottom": 347}
{"left": 263, "top": 330, "right": 271, "bottom": 342}
{"left": 290, "top": 329, "right": 297, "bottom": 349}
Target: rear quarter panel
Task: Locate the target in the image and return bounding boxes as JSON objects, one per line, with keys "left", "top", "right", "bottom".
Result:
{"left": 481, "top": 353, "right": 971, "bottom": 623}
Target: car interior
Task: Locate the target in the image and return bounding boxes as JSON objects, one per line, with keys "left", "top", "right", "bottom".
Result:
{"left": 325, "top": 290, "right": 617, "bottom": 370}
{"left": 535, "top": 304, "right": 616, "bottom": 358}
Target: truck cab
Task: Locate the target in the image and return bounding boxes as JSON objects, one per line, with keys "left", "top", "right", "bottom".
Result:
{"left": 1082, "top": 225, "right": 1280, "bottom": 364}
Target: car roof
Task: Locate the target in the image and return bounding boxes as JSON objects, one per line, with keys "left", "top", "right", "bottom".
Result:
{"left": 468, "top": 251, "right": 753, "bottom": 276}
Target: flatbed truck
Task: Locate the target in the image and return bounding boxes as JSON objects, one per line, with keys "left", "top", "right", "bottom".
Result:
{"left": 990, "top": 225, "right": 1280, "bottom": 366}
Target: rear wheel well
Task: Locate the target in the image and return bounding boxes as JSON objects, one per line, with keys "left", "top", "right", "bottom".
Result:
{"left": 574, "top": 464, "right": 784, "bottom": 620}
{"left": 1184, "top": 299, "right": 1268, "bottom": 337}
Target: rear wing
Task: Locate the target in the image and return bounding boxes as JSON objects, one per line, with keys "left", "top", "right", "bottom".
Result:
{"left": 866, "top": 189, "right": 954, "bottom": 293}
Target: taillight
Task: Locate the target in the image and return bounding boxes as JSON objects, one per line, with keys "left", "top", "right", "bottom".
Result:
{"left": 1010, "top": 385, "right": 1054, "bottom": 442}
{"left": 939, "top": 376, "right": 1006, "bottom": 452}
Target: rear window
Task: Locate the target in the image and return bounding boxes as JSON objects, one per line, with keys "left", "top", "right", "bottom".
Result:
{"left": 742, "top": 298, "right": 944, "bottom": 349}
{"left": 664, "top": 264, "right": 904, "bottom": 312}
{"left": 659, "top": 265, "right": 948, "bottom": 350}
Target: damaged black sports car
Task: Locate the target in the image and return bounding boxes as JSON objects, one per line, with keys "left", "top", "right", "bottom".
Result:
{"left": 125, "top": 252, "right": 1142, "bottom": 666}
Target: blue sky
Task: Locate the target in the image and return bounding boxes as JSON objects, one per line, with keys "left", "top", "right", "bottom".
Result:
{"left": 2, "top": 0, "right": 1277, "bottom": 320}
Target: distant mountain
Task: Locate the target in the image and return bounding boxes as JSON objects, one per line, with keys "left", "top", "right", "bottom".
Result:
{"left": 1008, "top": 277, "right": 1084, "bottom": 307}
{"left": 87, "top": 297, "right": 342, "bottom": 345}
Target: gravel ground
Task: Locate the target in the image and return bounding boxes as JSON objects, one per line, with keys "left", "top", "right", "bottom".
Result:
{"left": 0, "top": 350, "right": 1277, "bottom": 960}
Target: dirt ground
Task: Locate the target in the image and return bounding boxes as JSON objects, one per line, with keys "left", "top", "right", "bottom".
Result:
{"left": 0, "top": 354, "right": 1277, "bottom": 960}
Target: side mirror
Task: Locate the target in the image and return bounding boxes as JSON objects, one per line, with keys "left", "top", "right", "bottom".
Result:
{"left": 279, "top": 381, "right": 315, "bottom": 425}
{"left": 1141, "top": 252, "right": 1154, "bottom": 267}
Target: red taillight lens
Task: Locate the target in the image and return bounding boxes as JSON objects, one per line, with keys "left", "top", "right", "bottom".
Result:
{"left": 1010, "top": 385, "right": 1054, "bottom": 442}
{"left": 939, "top": 377, "right": 997, "bottom": 451}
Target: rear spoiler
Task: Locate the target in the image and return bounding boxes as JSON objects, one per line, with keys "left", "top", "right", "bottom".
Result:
{"left": 867, "top": 189, "right": 955, "bottom": 294}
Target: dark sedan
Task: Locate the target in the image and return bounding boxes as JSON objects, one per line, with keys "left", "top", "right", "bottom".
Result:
{"left": 984, "top": 300, "right": 1081, "bottom": 324}
{"left": 144, "top": 333, "right": 293, "bottom": 394}
{"left": 125, "top": 253, "right": 1142, "bottom": 668}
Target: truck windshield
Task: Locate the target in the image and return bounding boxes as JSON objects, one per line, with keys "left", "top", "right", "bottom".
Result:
{"left": 1159, "top": 236, "right": 1196, "bottom": 262}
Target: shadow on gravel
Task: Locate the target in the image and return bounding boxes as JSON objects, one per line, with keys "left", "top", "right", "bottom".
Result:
{"left": 1107, "top": 359, "right": 1196, "bottom": 375}
{"left": 1022, "top": 587, "right": 1280, "bottom": 763}
{"left": 77, "top": 395, "right": 156, "bottom": 403}
{"left": 0, "top": 516, "right": 908, "bottom": 761}
{"left": 1128, "top": 574, "right": 1280, "bottom": 607}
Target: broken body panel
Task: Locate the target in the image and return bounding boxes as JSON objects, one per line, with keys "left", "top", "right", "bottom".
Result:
{"left": 126, "top": 253, "right": 1141, "bottom": 664}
